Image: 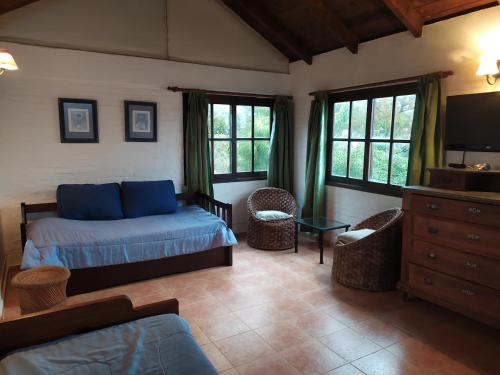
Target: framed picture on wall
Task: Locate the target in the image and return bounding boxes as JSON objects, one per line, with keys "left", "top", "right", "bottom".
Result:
{"left": 124, "top": 101, "right": 157, "bottom": 142}
{"left": 58, "top": 98, "right": 98, "bottom": 143}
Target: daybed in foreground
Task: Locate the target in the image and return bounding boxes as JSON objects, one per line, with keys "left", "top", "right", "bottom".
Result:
{"left": 0, "top": 296, "right": 217, "bottom": 375}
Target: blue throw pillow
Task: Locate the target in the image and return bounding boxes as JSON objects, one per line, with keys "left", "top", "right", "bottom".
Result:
{"left": 121, "top": 180, "right": 177, "bottom": 218}
{"left": 57, "top": 183, "right": 124, "bottom": 220}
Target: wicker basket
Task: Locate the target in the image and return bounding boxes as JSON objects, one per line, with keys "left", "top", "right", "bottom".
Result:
{"left": 247, "top": 187, "right": 297, "bottom": 250}
{"left": 12, "top": 266, "right": 71, "bottom": 314}
{"left": 332, "top": 208, "right": 403, "bottom": 291}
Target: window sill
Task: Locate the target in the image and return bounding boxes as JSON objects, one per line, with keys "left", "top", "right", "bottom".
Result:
{"left": 213, "top": 175, "right": 267, "bottom": 184}
{"left": 325, "top": 179, "right": 404, "bottom": 198}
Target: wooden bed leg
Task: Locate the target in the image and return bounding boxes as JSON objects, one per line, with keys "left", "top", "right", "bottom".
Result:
{"left": 225, "top": 246, "right": 233, "bottom": 266}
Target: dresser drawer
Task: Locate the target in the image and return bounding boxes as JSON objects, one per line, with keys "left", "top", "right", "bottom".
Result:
{"left": 409, "top": 264, "right": 500, "bottom": 318}
{"left": 413, "top": 215, "right": 500, "bottom": 258}
{"left": 410, "top": 240, "right": 500, "bottom": 289}
{"left": 411, "top": 194, "right": 500, "bottom": 228}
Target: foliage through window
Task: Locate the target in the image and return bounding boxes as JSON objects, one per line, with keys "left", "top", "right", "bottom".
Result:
{"left": 327, "top": 83, "right": 417, "bottom": 196}
{"left": 207, "top": 96, "right": 273, "bottom": 183}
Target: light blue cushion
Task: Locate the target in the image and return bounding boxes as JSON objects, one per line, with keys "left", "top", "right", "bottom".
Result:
{"left": 336, "top": 229, "right": 375, "bottom": 245}
{"left": 256, "top": 210, "right": 292, "bottom": 221}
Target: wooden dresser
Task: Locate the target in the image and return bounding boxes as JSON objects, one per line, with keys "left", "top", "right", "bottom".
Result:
{"left": 400, "top": 186, "right": 500, "bottom": 328}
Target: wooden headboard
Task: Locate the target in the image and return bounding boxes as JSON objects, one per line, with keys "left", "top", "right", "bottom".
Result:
{"left": 20, "top": 191, "right": 232, "bottom": 249}
{"left": 0, "top": 295, "right": 179, "bottom": 357}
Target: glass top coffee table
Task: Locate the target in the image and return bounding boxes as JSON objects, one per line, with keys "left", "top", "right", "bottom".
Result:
{"left": 295, "top": 217, "right": 350, "bottom": 264}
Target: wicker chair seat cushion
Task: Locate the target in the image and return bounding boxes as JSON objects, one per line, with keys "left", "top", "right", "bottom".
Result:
{"left": 336, "top": 229, "right": 375, "bottom": 245}
{"left": 255, "top": 210, "right": 293, "bottom": 221}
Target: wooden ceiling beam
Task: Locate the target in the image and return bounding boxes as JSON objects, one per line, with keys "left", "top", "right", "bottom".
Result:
{"left": 309, "top": 0, "right": 359, "bottom": 54}
{"left": 381, "top": 0, "right": 424, "bottom": 37}
{"left": 413, "top": 0, "right": 498, "bottom": 21}
{"left": 221, "top": 0, "right": 314, "bottom": 65}
{"left": 0, "top": 0, "right": 39, "bottom": 15}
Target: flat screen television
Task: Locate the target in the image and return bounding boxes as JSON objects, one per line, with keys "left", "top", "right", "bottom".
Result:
{"left": 445, "top": 92, "right": 500, "bottom": 152}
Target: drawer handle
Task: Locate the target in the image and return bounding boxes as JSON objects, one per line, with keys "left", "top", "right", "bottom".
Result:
{"left": 426, "top": 203, "right": 439, "bottom": 210}
{"left": 427, "top": 253, "right": 437, "bottom": 260}
{"left": 424, "top": 277, "right": 433, "bottom": 285}
{"left": 465, "top": 261, "right": 478, "bottom": 269}
{"left": 467, "top": 234, "right": 480, "bottom": 241}
{"left": 468, "top": 207, "right": 481, "bottom": 214}
{"left": 428, "top": 227, "right": 439, "bottom": 234}
{"left": 462, "top": 289, "right": 476, "bottom": 296}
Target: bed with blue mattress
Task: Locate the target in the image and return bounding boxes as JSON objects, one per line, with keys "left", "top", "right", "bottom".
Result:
{"left": 20, "top": 189, "right": 236, "bottom": 295}
{"left": 22, "top": 205, "right": 236, "bottom": 270}
{"left": 0, "top": 296, "right": 217, "bottom": 375}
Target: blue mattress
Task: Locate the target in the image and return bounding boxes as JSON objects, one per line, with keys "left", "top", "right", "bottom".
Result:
{"left": 21, "top": 205, "right": 237, "bottom": 270}
{"left": 0, "top": 314, "right": 218, "bottom": 375}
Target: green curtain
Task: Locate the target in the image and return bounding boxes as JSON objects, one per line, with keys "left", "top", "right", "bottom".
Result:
{"left": 301, "top": 92, "right": 328, "bottom": 218}
{"left": 407, "top": 74, "right": 444, "bottom": 186}
{"left": 268, "top": 96, "right": 294, "bottom": 193}
{"left": 185, "top": 90, "right": 214, "bottom": 196}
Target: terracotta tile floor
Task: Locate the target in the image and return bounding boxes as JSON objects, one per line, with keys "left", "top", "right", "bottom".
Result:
{"left": 3, "top": 235, "right": 500, "bottom": 374}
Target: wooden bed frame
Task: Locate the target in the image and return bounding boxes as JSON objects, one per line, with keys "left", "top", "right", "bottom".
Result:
{"left": 20, "top": 192, "right": 233, "bottom": 296}
{"left": 0, "top": 295, "right": 179, "bottom": 357}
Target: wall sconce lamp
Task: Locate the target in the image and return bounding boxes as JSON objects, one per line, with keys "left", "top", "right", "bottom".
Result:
{"left": 0, "top": 49, "right": 18, "bottom": 76}
{"left": 476, "top": 56, "right": 499, "bottom": 85}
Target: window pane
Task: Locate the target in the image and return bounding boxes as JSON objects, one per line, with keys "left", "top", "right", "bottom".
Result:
{"left": 254, "top": 140, "right": 270, "bottom": 171}
{"left": 371, "top": 97, "right": 393, "bottom": 139}
{"left": 333, "top": 102, "right": 349, "bottom": 138}
{"left": 394, "top": 95, "right": 416, "bottom": 140}
{"left": 391, "top": 142, "right": 410, "bottom": 185}
{"left": 349, "top": 141, "right": 365, "bottom": 179}
{"left": 236, "top": 105, "right": 252, "bottom": 138}
{"left": 254, "top": 106, "right": 271, "bottom": 138}
{"left": 237, "top": 140, "right": 252, "bottom": 172}
{"left": 213, "top": 104, "right": 231, "bottom": 138}
{"left": 369, "top": 142, "right": 390, "bottom": 183}
{"left": 207, "top": 104, "right": 212, "bottom": 138}
{"left": 213, "top": 141, "right": 231, "bottom": 174}
{"left": 332, "top": 141, "right": 348, "bottom": 177}
{"left": 351, "top": 100, "right": 367, "bottom": 139}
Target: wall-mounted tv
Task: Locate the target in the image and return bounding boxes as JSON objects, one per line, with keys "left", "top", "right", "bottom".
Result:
{"left": 445, "top": 92, "right": 500, "bottom": 152}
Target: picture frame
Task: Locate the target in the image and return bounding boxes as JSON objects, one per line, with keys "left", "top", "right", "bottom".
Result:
{"left": 124, "top": 101, "right": 157, "bottom": 142}
{"left": 58, "top": 98, "right": 98, "bottom": 143}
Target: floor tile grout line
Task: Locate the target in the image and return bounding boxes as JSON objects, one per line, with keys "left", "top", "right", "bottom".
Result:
{"left": 347, "top": 346, "right": 386, "bottom": 366}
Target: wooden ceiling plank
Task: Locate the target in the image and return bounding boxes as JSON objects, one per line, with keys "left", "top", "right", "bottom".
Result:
{"left": 382, "top": 0, "right": 423, "bottom": 37}
{"left": 309, "top": 0, "right": 359, "bottom": 54}
{"left": 220, "top": 0, "right": 314, "bottom": 64}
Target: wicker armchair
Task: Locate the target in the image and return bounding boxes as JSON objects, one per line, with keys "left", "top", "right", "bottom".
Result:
{"left": 332, "top": 208, "right": 404, "bottom": 291}
{"left": 247, "top": 188, "right": 297, "bottom": 250}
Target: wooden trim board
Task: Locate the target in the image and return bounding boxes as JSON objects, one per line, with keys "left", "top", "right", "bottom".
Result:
{"left": 0, "top": 253, "right": 6, "bottom": 319}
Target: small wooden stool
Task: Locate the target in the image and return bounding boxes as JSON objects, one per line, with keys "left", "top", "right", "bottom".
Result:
{"left": 11, "top": 266, "right": 71, "bottom": 314}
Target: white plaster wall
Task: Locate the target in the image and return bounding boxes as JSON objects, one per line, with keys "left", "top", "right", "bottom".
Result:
{"left": 214, "top": 180, "right": 267, "bottom": 234}
{"left": 167, "top": 0, "right": 288, "bottom": 73}
{"left": 0, "top": 0, "right": 289, "bottom": 73}
{"left": 0, "top": 0, "right": 168, "bottom": 58}
{"left": 291, "top": 7, "right": 500, "bottom": 226}
{"left": 0, "top": 42, "right": 291, "bottom": 264}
